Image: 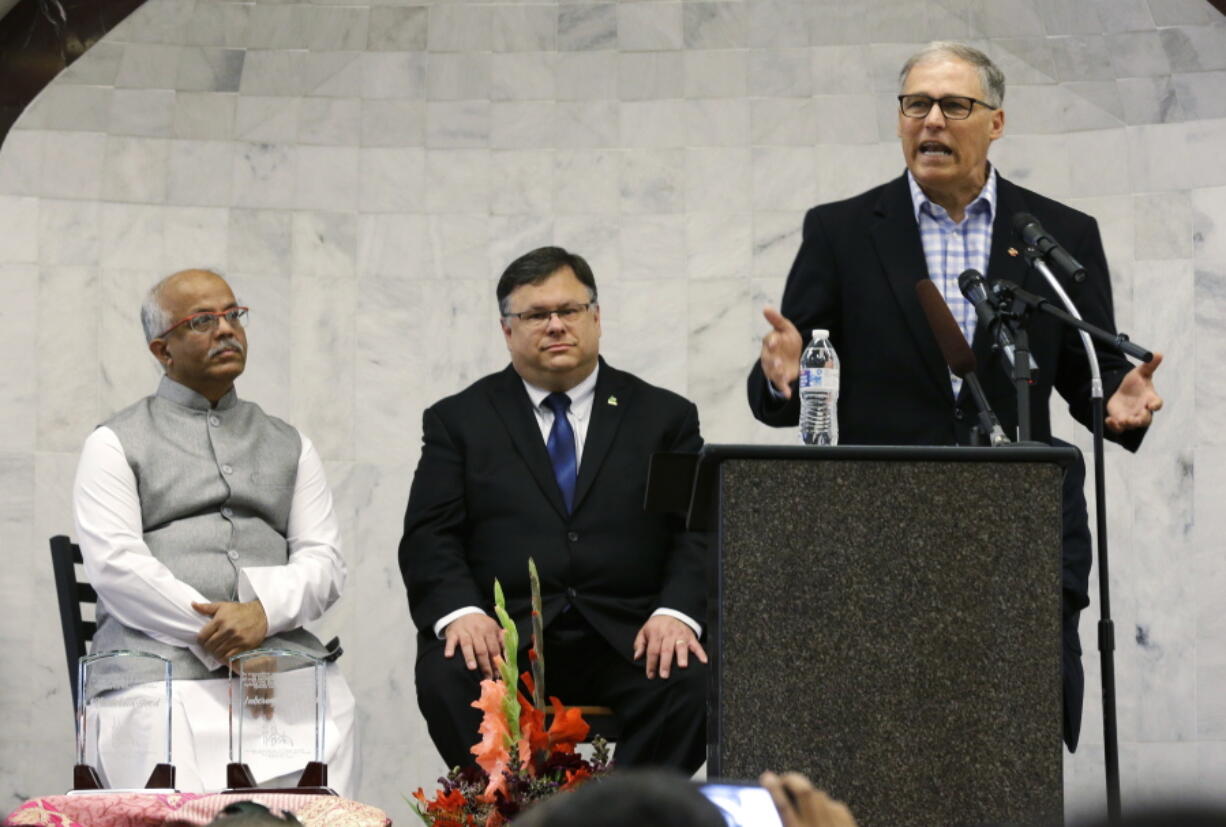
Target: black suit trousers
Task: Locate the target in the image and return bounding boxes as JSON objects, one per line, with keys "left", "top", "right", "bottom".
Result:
{"left": 415, "top": 614, "right": 707, "bottom": 773}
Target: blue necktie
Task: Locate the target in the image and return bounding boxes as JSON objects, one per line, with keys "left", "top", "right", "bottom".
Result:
{"left": 543, "top": 392, "right": 577, "bottom": 513}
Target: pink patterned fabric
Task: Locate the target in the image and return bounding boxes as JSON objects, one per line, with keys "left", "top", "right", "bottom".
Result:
{"left": 4, "top": 792, "right": 390, "bottom": 827}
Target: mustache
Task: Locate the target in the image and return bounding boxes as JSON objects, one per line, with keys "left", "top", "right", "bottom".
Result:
{"left": 208, "top": 337, "right": 245, "bottom": 358}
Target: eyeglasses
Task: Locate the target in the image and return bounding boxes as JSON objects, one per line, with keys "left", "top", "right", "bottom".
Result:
{"left": 898, "top": 94, "right": 997, "bottom": 120}
{"left": 156, "top": 307, "right": 249, "bottom": 339}
{"left": 503, "top": 303, "right": 596, "bottom": 328}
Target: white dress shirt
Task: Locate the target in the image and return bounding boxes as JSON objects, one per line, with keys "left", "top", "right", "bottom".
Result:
{"left": 434, "top": 364, "right": 702, "bottom": 639}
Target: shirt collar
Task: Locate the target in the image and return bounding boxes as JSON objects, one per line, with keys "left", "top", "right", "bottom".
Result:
{"left": 522, "top": 363, "right": 600, "bottom": 418}
{"left": 907, "top": 164, "right": 997, "bottom": 224}
{"left": 156, "top": 375, "right": 238, "bottom": 411}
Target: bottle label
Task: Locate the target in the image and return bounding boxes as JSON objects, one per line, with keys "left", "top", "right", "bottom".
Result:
{"left": 800, "top": 367, "right": 839, "bottom": 391}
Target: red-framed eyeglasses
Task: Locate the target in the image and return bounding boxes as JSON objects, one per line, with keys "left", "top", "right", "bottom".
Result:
{"left": 156, "top": 307, "right": 249, "bottom": 339}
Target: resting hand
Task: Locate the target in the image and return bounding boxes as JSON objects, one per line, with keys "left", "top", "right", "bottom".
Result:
{"left": 193, "top": 599, "right": 269, "bottom": 663}
{"left": 760, "top": 307, "right": 804, "bottom": 399}
{"left": 632, "top": 615, "right": 706, "bottom": 679}
{"left": 760, "top": 771, "right": 857, "bottom": 827}
{"left": 443, "top": 613, "right": 504, "bottom": 679}
{"left": 1105, "top": 352, "right": 1164, "bottom": 433}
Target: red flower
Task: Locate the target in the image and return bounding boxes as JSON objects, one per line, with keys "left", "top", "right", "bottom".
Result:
{"left": 544, "top": 696, "right": 590, "bottom": 753}
{"left": 413, "top": 786, "right": 475, "bottom": 827}
{"left": 561, "top": 767, "right": 593, "bottom": 791}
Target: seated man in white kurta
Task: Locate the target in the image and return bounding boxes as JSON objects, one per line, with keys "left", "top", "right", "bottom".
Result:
{"left": 71, "top": 268, "right": 356, "bottom": 793}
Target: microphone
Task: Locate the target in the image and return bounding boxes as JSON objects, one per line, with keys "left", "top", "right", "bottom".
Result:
{"left": 1012, "top": 212, "right": 1087, "bottom": 283}
{"left": 915, "top": 279, "right": 1009, "bottom": 446}
{"left": 957, "top": 268, "right": 1026, "bottom": 373}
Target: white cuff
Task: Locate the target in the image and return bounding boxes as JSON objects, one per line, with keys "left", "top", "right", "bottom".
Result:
{"left": 188, "top": 642, "right": 223, "bottom": 672}
{"left": 238, "top": 567, "right": 290, "bottom": 636}
{"left": 433, "top": 606, "right": 487, "bottom": 639}
{"left": 652, "top": 607, "right": 702, "bottom": 639}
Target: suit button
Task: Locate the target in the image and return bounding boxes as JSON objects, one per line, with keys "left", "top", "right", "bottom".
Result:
{"left": 567, "top": 531, "right": 579, "bottom": 542}
{"left": 222, "top": 506, "right": 233, "bottom": 518}
{"left": 566, "top": 588, "right": 577, "bottom": 599}
{"left": 954, "top": 409, "right": 964, "bottom": 421}
{"left": 227, "top": 549, "right": 239, "bottom": 560}
{"left": 209, "top": 415, "right": 221, "bottom": 427}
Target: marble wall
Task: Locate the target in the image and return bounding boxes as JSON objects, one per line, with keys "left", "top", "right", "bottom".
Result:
{"left": 1, "top": 0, "right": 1223, "bottom": 820}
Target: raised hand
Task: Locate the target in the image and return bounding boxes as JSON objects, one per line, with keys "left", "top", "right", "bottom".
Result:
{"left": 1105, "top": 352, "right": 1164, "bottom": 433}
{"left": 760, "top": 307, "right": 804, "bottom": 399}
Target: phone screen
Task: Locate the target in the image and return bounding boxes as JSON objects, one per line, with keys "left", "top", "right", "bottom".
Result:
{"left": 699, "top": 782, "right": 784, "bottom": 827}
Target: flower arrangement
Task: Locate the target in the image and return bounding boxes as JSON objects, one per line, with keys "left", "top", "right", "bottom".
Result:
{"left": 412, "top": 560, "right": 612, "bottom": 826}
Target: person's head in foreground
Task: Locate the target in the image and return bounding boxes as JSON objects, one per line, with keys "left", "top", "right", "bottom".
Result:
{"left": 513, "top": 769, "right": 725, "bottom": 827}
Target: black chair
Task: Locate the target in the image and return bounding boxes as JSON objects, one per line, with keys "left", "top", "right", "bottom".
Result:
{"left": 50, "top": 535, "right": 95, "bottom": 712}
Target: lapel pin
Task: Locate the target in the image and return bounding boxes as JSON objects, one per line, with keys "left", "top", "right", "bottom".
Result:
{"left": 607, "top": 395, "right": 618, "bottom": 406}
{"left": 1008, "top": 247, "right": 1019, "bottom": 257}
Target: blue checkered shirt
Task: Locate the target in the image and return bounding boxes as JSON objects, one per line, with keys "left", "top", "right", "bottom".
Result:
{"left": 907, "top": 167, "right": 997, "bottom": 395}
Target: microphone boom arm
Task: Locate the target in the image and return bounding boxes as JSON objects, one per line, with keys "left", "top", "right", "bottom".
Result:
{"left": 997, "top": 255, "right": 1154, "bottom": 364}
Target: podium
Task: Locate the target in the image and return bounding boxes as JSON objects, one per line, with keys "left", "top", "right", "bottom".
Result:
{"left": 688, "top": 444, "right": 1074, "bottom": 827}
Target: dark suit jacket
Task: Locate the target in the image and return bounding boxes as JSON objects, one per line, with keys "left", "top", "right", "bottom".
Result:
{"left": 748, "top": 172, "right": 1142, "bottom": 454}
{"left": 746, "top": 172, "right": 1144, "bottom": 750}
{"left": 399, "top": 358, "right": 706, "bottom": 664}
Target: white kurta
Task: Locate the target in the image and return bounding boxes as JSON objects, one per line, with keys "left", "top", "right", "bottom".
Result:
{"left": 73, "top": 427, "right": 357, "bottom": 795}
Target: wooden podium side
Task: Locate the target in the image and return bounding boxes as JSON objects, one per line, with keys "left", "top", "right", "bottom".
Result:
{"left": 695, "top": 445, "right": 1073, "bottom": 827}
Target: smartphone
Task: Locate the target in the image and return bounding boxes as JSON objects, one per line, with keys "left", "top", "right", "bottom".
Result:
{"left": 698, "top": 781, "right": 785, "bottom": 827}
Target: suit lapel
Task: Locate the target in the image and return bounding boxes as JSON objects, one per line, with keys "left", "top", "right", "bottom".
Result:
{"left": 572, "top": 360, "right": 628, "bottom": 514}
{"left": 870, "top": 174, "right": 955, "bottom": 400}
{"left": 488, "top": 366, "right": 570, "bottom": 519}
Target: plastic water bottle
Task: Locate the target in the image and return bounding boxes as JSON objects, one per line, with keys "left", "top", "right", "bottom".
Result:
{"left": 799, "top": 329, "right": 839, "bottom": 445}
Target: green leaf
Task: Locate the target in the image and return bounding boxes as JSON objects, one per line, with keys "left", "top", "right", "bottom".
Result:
{"left": 492, "top": 578, "right": 520, "bottom": 743}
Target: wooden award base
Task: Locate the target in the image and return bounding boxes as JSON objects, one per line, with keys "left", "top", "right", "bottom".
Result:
{"left": 71, "top": 762, "right": 176, "bottom": 792}
{"left": 223, "top": 761, "right": 335, "bottom": 796}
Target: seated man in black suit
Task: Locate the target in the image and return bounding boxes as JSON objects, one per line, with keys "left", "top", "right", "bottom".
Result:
{"left": 747, "top": 41, "right": 1163, "bottom": 750}
{"left": 400, "top": 246, "right": 707, "bottom": 772}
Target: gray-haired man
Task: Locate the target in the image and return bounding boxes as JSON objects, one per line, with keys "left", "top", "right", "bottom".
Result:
{"left": 72, "top": 269, "right": 356, "bottom": 792}
{"left": 747, "top": 42, "right": 1163, "bottom": 751}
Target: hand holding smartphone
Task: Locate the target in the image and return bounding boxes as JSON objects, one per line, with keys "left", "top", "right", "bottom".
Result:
{"left": 699, "top": 781, "right": 784, "bottom": 826}
{"left": 699, "top": 774, "right": 857, "bottom": 827}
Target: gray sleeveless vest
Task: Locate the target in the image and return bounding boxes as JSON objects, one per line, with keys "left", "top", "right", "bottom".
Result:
{"left": 93, "top": 377, "right": 329, "bottom": 680}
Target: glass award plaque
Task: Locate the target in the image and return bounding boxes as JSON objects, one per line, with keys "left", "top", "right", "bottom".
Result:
{"left": 226, "top": 648, "right": 333, "bottom": 794}
{"left": 74, "top": 650, "right": 176, "bottom": 791}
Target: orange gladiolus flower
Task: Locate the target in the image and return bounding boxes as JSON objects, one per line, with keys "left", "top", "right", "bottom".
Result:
{"left": 470, "top": 677, "right": 513, "bottom": 801}
{"left": 546, "top": 696, "right": 590, "bottom": 753}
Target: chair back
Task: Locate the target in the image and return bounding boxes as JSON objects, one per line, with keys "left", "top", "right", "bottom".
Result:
{"left": 50, "top": 535, "right": 96, "bottom": 710}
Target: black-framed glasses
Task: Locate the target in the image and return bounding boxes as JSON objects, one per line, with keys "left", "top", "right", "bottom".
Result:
{"left": 503, "top": 303, "right": 596, "bottom": 328}
{"left": 898, "top": 94, "right": 997, "bottom": 120}
{"left": 156, "top": 306, "right": 249, "bottom": 339}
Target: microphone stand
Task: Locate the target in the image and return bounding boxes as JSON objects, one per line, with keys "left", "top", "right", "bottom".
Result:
{"left": 991, "top": 292, "right": 1035, "bottom": 442}
{"left": 1003, "top": 248, "right": 1156, "bottom": 824}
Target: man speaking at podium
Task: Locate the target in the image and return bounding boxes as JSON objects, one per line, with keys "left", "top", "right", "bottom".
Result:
{"left": 747, "top": 42, "right": 1162, "bottom": 750}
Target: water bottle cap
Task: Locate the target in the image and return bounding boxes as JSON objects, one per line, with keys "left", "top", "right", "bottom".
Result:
{"left": 811, "top": 329, "right": 829, "bottom": 340}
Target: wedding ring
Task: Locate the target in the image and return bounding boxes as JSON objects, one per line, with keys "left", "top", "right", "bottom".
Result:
{"left": 675, "top": 639, "right": 687, "bottom": 647}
